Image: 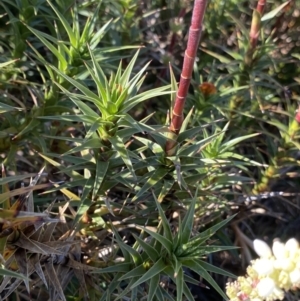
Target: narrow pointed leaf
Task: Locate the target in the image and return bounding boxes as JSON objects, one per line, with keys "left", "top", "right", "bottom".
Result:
{"left": 153, "top": 192, "right": 173, "bottom": 242}
{"left": 120, "top": 50, "right": 140, "bottom": 86}
{"left": 179, "top": 195, "right": 197, "bottom": 245}
{"left": 176, "top": 268, "right": 184, "bottom": 301}
{"left": 136, "top": 226, "right": 172, "bottom": 254}
{"left": 90, "top": 19, "right": 113, "bottom": 49}
{"left": 50, "top": 66, "right": 105, "bottom": 110}
{"left": 184, "top": 259, "right": 228, "bottom": 300}
{"left": 130, "top": 257, "right": 166, "bottom": 289}
{"left": 109, "top": 135, "right": 136, "bottom": 180}
{"left": 26, "top": 26, "right": 68, "bottom": 70}
{"left": 132, "top": 234, "right": 159, "bottom": 261}
{"left": 119, "top": 264, "right": 145, "bottom": 281}
{"left": 148, "top": 273, "right": 160, "bottom": 301}
{"left": 132, "top": 168, "right": 169, "bottom": 201}
{"left": 182, "top": 280, "right": 196, "bottom": 301}
{"left": 198, "top": 260, "right": 237, "bottom": 278}
{"left": 47, "top": 0, "right": 77, "bottom": 46}
{"left": 0, "top": 267, "right": 28, "bottom": 279}
{"left": 179, "top": 107, "right": 194, "bottom": 134}
{"left": 93, "top": 160, "right": 109, "bottom": 199}
{"left": 121, "top": 85, "right": 171, "bottom": 113}
{"left": 190, "top": 214, "right": 236, "bottom": 243}
{"left": 261, "top": 1, "right": 291, "bottom": 22}
{"left": 92, "top": 263, "right": 132, "bottom": 274}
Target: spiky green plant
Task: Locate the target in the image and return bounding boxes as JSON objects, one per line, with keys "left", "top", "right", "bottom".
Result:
{"left": 91, "top": 192, "right": 237, "bottom": 301}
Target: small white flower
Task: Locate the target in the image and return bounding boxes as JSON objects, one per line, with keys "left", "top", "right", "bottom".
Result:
{"left": 253, "top": 259, "right": 274, "bottom": 276}
{"left": 285, "top": 238, "right": 299, "bottom": 256}
{"left": 289, "top": 269, "right": 300, "bottom": 285}
{"left": 272, "top": 286, "right": 285, "bottom": 300}
{"left": 256, "top": 278, "right": 275, "bottom": 298}
{"left": 254, "top": 239, "right": 272, "bottom": 258}
{"left": 274, "top": 258, "right": 294, "bottom": 271}
{"left": 272, "top": 240, "right": 288, "bottom": 260}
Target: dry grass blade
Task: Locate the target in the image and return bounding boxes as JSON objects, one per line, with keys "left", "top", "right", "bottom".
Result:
{"left": 14, "top": 248, "right": 29, "bottom": 292}
{"left": 45, "top": 262, "right": 67, "bottom": 301}
{"left": 13, "top": 232, "right": 64, "bottom": 255}
{"left": 40, "top": 222, "right": 57, "bottom": 242}
{"left": 30, "top": 255, "right": 48, "bottom": 288}
{"left": 73, "top": 268, "right": 90, "bottom": 301}
{"left": 1, "top": 261, "right": 36, "bottom": 299}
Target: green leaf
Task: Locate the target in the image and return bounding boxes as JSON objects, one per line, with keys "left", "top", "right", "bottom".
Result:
{"left": 73, "top": 178, "right": 94, "bottom": 225}
{"left": 92, "top": 263, "right": 132, "bottom": 274}
{"left": 178, "top": 194, "right": 197, "bottom": 246}
{"left": 0, "top": 102, "right": 23, "bottom": 113}
{"left": 177, "top": 121, "right": 222, "bottom": 143}
{"left": 0, "top": 267, "right": 28, "bottom": 280}
{"left": 0, "top": 59, "right": 19, "bottom": 68}
{"left": 158, "top": 180, "right": 174, "bottom": 202}
{"left": 109, "top": 135, "right": 136, "bottom": 180}
{"left": 47, "top": 0, "right": 77, "bottom": 47}
{"left": 93, "top": 160, "right": 109, "bottom": 199}
{"left": 54, "top": 83, "right": 101, "bottom": 119}
{"left": 261, "top": 1, "right": 291, "bottom": 22}
{"left": 175, "top": 268, "right": 184, "bottom": 301}
{"left": 184, "top": 259, "right": 228, "bottom": 300}
{"left": 226, "top": 11, "right": 249, "bottom": 37}
{"left": 113, "top": 225, "right": 142, "bottom": 264}
{"left": 148, "top": 274, "right": 160, "bottom": 301}
{"left": 132, "top": 234, "right": 159, "bottom": 262}
{"left": 189, "top": 215, "right": 237, "bottom": 246}
{"left": 26, "top": 26, "right": 68, "bottom": 71}
{"left": 153, "top": 192, "right": 173, "bottom": 242}
{"left": 99, "top": 273, "right": 122, "bottom": 301}
{"left": 38, "top": 115, "right": 98, "bottom": 124}
{"left": 115, "top": 277, "right": 139, "bottom": 301}
{"left": 221, "top": 133, "right": 260, "bottom": 152}
{"left": 133, "top": 136, "right": 164, "bottom": 155}
{"left": 0, "top": 173, "right": 40, "bottom": 186}
{"left": 158, "top": 286, "right": 175, "bottom": 301}
{"left": 62, "top": 138, "right": 104, "bottom": 156}
{"left": 119, "top": 264, "right": 146, "bottom": 281}
{"left": 132, "top": 168, "right": 169, "bottom": 202}
{"left": 200, "top": 48, "right": 232, "bottom": 64}
{"left": 179, "top": 107, "right": 194, "bottom": 134}
{"left": 136, "top": 226, "right": 173, "bottom": 255}
{"left": 197, "top": 260, "right": 237, "bottom": 278}
{"left": 86, "top": 46, "right": 108, "bottom": 104}
{"left": 50, "top": 66, "right": 106, "bottom": 113}
{"left": 130, "top": 257, "right": 166, "bottom": 289}
{"left": 121, "top": 85, "right": 172, "bottom": 113}
{"left": 90, "top": 19, "right": 113, "bottom": 49}
{"left": 120, "top": 50, "right": 140, "bottom": 86}
{"left": 169, "top": 64, "right": 178, "bottom": 111}
{"left": 178, "top": 132, "right": 220, "bottom": 157}
{"left": 182, "top": 280, "right": 196, "bottom": 301}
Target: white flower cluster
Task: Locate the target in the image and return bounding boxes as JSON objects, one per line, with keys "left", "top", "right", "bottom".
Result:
{"left": 226, "top": 238, "right": 300, "bottom": 301}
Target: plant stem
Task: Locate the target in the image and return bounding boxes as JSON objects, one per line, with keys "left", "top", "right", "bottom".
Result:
{"left": 249, "top": 0, "right": 266, "bottom": 52}
{"left": 166, "top": 0, "right": 207, "bottom": 154}
{"left": 256, "top": 0, "right": 266, "bottom": 15}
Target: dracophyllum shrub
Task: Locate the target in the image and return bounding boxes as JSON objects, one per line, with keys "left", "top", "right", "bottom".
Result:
{"left": 226, "top": 238, "right": 300, "bottom": 301}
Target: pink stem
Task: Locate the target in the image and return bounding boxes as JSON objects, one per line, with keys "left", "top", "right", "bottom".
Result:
{"left": 168, "top": 0, "right": 207, "bottom": 135}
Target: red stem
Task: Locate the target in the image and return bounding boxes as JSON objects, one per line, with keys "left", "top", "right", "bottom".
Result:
{"left": 169, "top": 0, "right": 207, "bottom": 134}
{"left": 249, "top": 0, "right": 266, "bottom": 50}
{"left": 256, "top": 0, "right": 266, "bottom": 15}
